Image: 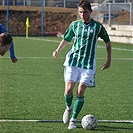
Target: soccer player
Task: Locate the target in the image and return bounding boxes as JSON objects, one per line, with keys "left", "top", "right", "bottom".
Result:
{"left": 52, "top": 0, "right": 111, "bottom": 129}
{"left": 0, "top": 23, "right": 18, "bottom": 63}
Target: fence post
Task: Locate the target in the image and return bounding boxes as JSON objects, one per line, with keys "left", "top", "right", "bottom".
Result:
{"left": 130, "top": 2, "right": 132, "bottom": 25}
{"left": 6, "top": 0, "right": 9, "bottom": 32}
{"left": 108, "top": 3, "right": 111, "bottom": 27}
{"left": 42, "top": 0, "right": 45, "bottom": 36}
{"left": 64, "top": 0, "right": 66, "bottom": 8}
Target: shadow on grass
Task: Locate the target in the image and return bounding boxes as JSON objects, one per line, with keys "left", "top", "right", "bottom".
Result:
{"left": 1, "top": 119, "right": 133, "bottom": 132}
{"left": 97, "top": 125, "right": 133, "bottom": 131}
{"left": 77, "top": 124, "right": 133, "bottom": 131}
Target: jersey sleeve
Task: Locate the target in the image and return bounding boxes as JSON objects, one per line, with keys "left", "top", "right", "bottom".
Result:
{"left": 63, "top": 23, "right": 75, "bottom": 42}
{"left": 0, "top": 23, "right": 16, "bottom": 58}
{"left": 0, "top": 24, "right": 7, "bottom": 33}
{"left": 98, "top": 25, "right": 110, "bottom": 43}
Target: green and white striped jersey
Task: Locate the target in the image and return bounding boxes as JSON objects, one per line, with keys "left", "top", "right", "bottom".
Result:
{"left": 63, "top": 19, "right": 110, "bottom": 70}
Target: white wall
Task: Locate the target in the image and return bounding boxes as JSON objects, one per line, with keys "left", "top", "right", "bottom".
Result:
{"left": 103, "top": 24, "right": 133, "bottom": 44}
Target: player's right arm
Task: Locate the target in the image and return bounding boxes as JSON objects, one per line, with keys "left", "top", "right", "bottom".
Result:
{"left": 52, "top": 40, "right": 68, "bottom": 59}
{"left": 53, "top": 22, "right": 74, "bottom": 59}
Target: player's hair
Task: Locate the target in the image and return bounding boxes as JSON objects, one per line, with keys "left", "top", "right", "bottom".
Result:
{"left": 0, "top": 33, "right": 13, "bottom": 46}
{"left": 78, "top": 0, "right": 92, "bottom": 11}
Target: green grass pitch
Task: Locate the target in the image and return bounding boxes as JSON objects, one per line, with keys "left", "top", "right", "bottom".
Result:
{"left": 0, "top": 37, "right": 132, "bottom": 133}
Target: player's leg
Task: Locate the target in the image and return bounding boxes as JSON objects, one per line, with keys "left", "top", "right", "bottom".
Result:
{"left": 64, "top": 81, "right": 75, "bottom": 109}
{"left": 73, "top": 83, "right": 87, "bottom": 118}
{"left": 63, "top": 82, "right": 75, "bottom": 124}
{"left": 63, "top": 66, "right": 79, "bottom": 124}
{"left": 68, "top": 83, "right": 87, "bottom": 129}
{"left": 68, "top": 68, "right": 95, "bottom": 129}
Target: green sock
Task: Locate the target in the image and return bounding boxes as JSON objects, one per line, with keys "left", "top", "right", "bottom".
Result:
{"left": 64, "top": 93, "right": 73, "bottom": 108}
{"left": 72, "top": 96, "right": 84, "bottom": 119}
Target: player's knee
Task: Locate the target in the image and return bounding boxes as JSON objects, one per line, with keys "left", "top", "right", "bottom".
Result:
{"left": 65, "top": 82, "right": 75, "bottom": 95}
{"left": 65, "top": 88, "right": 73, "bottom": 95}
{"left": 77, "top": 86, "right": 86, "bottom": 96}
{"left": 77, "top": 89, "right": 84, "bottom": 97}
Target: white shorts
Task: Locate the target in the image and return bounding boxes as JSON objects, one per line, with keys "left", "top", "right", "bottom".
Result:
{"left": 64, "top": 66, "right": 96, "bottom": 87}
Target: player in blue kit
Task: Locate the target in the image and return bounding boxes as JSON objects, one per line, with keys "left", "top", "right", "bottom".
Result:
{"left": 53, "top": 0, "right": 111, "bottom": 129}
{"left": 0, "top": 23, "right": 18, "bottom": 63}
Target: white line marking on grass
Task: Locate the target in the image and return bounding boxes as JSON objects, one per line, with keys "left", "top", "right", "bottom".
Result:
{"left": 98, "top": 120, "right": 133, "bottom": 123}
{"left": 27, "top": 37, "right": 133, "bottom": 52}
{"left": 0, "top": 119, "right": 63, "bottom": 123}
{"left": 27, "top": 37, "right": 60, "bottom": 43}
{"left": 97, "top": 58, "right": 133, "bottom": 60}
{"left": 0, "top": 119, "right": 133, "bottom": 123}
{"left": 98, "top": 46, "right": 133, "bottom": 52}
{"left": 0, "top": 57, "right": 64, "bottom": 59}
{"left": 0, "top": 57, "right": 133, "bottom": 60}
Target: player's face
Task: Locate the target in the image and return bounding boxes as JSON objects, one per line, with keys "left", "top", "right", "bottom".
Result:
{"left": 0, "top": 38, "right": 10, "bottom": 56}
{"left": 78, "top": 7, "right": 92, "bottom": 23}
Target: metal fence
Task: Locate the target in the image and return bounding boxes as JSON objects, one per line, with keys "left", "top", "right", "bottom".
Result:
{"left": 91, "top": 2, "right": 133, "bottom": 25}
{"left": 0, "top": 0, "right": 131, "bottom": 7}
{"left": 0, "top": 0, "right": 81, "bottom": 7}
{"left": 0, "top": 0, "right": 132, "bottom": 36}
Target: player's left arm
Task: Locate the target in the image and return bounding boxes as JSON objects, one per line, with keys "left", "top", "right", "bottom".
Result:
{"left": 98, "top": 24, "right": 111, "bottom": 70}
{"left": 102, "top": 41, "right": 111, "bottom": 70}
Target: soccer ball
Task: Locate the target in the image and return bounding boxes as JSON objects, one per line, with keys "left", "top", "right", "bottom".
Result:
{"left": 81, "top": 114, "right": 97, "bottom": 130}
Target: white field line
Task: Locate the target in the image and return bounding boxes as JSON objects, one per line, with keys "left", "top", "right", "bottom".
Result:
{"left": 0, "top": 57, "right": 133, "bottom": 60}
{"left": 27, "top": 37, "right": 133, "bottom": 52}
{"left": 0, "top": 119, "right": 133, "bottom": 123}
